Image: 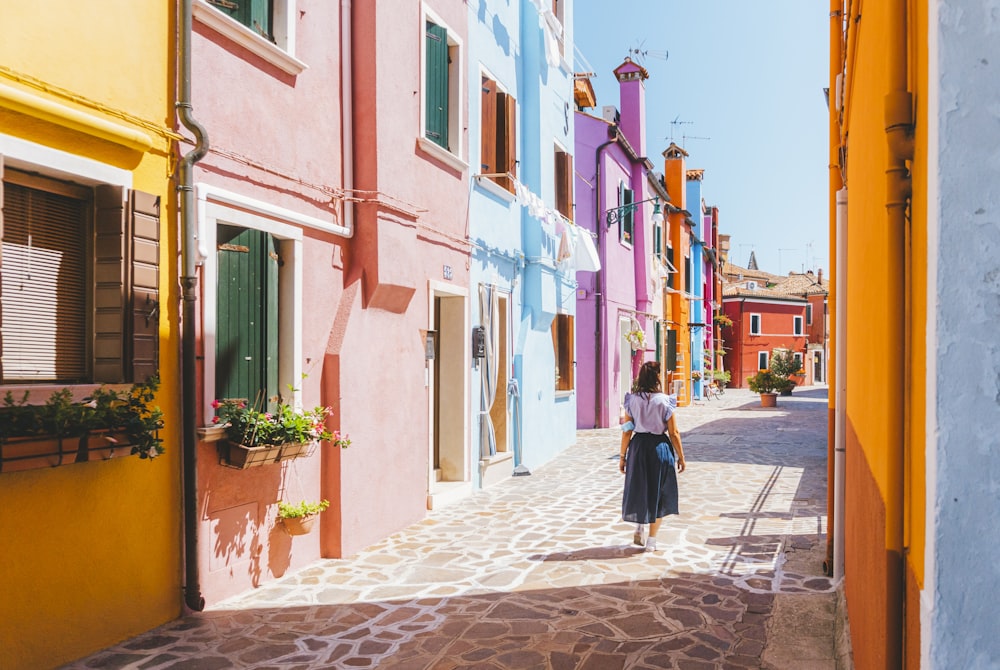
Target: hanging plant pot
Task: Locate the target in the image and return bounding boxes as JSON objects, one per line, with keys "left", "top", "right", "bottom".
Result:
{"left": 219, "top": 440, "right": 283, "bottom": 469}
{"left": 281, "top": 514, "right": 318, "bottom": 536}
{"left": 277, "top": 441, "right": 316, "bottom": 461}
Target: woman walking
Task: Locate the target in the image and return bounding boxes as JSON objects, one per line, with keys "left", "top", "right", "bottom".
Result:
{"left": 619, "top": 361, "right": 686, "bottom": 552}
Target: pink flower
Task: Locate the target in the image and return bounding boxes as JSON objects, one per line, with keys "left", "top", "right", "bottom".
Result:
{"left": 211, "top": 399, "right": 221, "bottom": 409}
{"left": 212, "top": 416, "right": 220, "bottom": 424}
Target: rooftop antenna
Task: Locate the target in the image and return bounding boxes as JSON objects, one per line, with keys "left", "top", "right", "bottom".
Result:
{"left": 669, "top": 116, "right": 693, "bottom": 141}
{"left": 681, "top": 134, "right": 711, "bottom": 149}
{"left": 626, "top": 40, "right": 668, "bottom": 66}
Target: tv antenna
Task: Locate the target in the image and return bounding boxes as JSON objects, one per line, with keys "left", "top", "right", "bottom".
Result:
{"left": 681, "top": 134, "right": 711, "bottom": 149}
{"left": 626, "top": 40, "right": 668, "bottom": 66}
{"left": 669, "top": 116, "right": 692, "bottom": 141}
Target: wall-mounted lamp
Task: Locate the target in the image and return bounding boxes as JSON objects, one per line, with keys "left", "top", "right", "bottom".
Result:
{"left": 604, "top": 196, "right": 664, "bottom": 230}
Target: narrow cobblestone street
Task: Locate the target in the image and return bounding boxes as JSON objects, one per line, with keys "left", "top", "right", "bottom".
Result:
{"left": 68, "top": 387, "right": 834, "bottom": 669}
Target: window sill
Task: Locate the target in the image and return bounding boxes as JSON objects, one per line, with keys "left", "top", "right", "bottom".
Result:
{"left": 197, "top": 425, "right": 227, "bottom": 443}
{"left": 193, "top": 0, "right": 307, "bottom": 76}
{"left": 474, "top": 175, "right": 516, "bottom": 203}
{"left": 555, "top": 390, "right": 574, "bottom": 399}
{"left": 479, "top": 450, "right": 513, "bottom": 467}
{"left": 416, "top": 137, "right": 468, "bottom": 173}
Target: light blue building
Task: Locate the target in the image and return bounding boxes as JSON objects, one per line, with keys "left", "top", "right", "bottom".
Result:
{"left": 466, "top": 0, "right": 578, "bottom": 488}
{"left": 686, "top": 172, "right": 706, "bottom": 399}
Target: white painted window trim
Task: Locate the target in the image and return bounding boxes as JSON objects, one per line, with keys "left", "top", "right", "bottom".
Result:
{"left": 419, "top": 5, "right": 464, "bottom": 165}
{"left": 758, "top": 351, "right": 769, "bottom": 370}
{"left": 474, "top": 174, "right": 516, "bottom": 203}
{"left": 193, "top": 0, "right": 307, "bottom": 76}
{"left": 196, "top": 183, "right": 304, "bottom": 423}
{"left": 0, "top": 133, "right": 132, "bottom": 189}
{"left": 749, "top": 313, "right": 762, "bottom": 335}
{"left": 793, "top": 315, "right": 804, "bottom": 335}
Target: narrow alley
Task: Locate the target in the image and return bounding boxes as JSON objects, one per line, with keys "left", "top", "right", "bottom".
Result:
{"left": 68, "top": 388, "right": 839, "bottom": 670}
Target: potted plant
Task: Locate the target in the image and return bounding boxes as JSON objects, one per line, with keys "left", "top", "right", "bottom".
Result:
{"left": 276, "top": 499, "right": 329, "bottom": 536}
{"left": 712, "top": 369, "right": 731, "bottom": 387}
{"left": 768, "top": 349, "right": 800, "bottom": 396}
{"left": 747, "top": 370, "right": 780, "bottom": 407}
{"left": 213, "top": 396, "right": 350, "bottom": 469}
{"left": 625, "top": 328, "right": 645, "bottom": 352}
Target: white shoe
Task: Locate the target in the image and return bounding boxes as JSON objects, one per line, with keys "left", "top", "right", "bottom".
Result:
{"left": 644, "top": 537, "right": 658, "bottom": 552}
{"left": 633, "top": 524, "right": 648, "bottom": 547}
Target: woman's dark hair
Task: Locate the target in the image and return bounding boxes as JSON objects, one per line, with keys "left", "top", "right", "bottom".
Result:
{"left": 634, "top": 361, "right": 662, "bottom": 395}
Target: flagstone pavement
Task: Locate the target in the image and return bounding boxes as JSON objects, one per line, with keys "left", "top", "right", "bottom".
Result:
{"left": 67, "top": 387, "right": 839, "bottom": 669}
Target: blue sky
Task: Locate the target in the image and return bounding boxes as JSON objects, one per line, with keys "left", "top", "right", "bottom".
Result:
{"left": 573, "top": 1, "right": 829, "bottom": 276}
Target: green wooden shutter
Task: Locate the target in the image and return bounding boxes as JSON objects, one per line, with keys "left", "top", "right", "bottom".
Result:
{"left": 654, "top": 223, "right": 662, "bottom": 260}
{"left": 622, "top": 188, "right": 634, "bottom": 243}
{"left": 128, "top": 190, "right": 160, "bottom": 382}
{"left": 654, "top": 320, "right": 662, "bottom": 366}
{"left": 425, "top": 21, "right": 449, "bottom": 149}
{"left": 212, "top": 0, "right": 271, "bottom": 38}
{"left": 666, "top": 247, "right": 675, "bottom": 288}
{"left": 666, "top": 328, "right": 677, "bottom": 371}
{"left": 217, "top": 227, "right": 278, "bottom": 408}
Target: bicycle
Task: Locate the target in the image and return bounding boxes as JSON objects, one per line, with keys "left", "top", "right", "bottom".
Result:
{"left": 706, "top": 381, "right": 724, "bottom": 399}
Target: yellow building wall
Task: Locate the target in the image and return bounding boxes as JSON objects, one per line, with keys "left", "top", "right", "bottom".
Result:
{"left": 0, "top": 3, "right": 181, "bottom": 669}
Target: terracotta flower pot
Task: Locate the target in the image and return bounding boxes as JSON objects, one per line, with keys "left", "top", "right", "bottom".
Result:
{"left": 220, "top": 440, "right": 283, "bottom": 469}
{"left": 0, "top": 436, "right": 76, "bottom": 473}
{"left": 281, "top": 514, "right": 318, "bottom": 536}
{"left": 760, "top": 392, "right": 778, "bottom": 408}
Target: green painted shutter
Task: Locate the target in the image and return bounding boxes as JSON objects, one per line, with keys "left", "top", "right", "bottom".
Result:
{"left": 666, "top": 329, "right": 677, "bottom": 371}
{"left": 654, "top": 223, "right": 662, "bottom": 260}
{"left": 666, "top": 247, "right": 675, "bottom": 288}
{"left": 212, "top": 0, "right": 271, "bottom": 38}
{"left": 217, "top": 227, "right": 278, "bottom": 408}
{"left": 654, "top": 320, "right": 661, "bottom": 366}
{"left": 425, "top": 22, "right": 449, "bottom": 149}
{"left": 623, "top": 188, "right": 634, "bottom": 243}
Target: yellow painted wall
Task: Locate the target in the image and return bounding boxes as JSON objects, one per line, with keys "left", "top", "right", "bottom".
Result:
{"left": 0, "top": 3, "right": 181, "bottom": 669}
{"left": 835, "top": 0, "right": 928, "bottom": 665}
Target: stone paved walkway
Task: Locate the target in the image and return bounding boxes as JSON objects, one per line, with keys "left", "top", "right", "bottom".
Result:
{"left": 68, "top": 387, "right": 834, "bottom": 669}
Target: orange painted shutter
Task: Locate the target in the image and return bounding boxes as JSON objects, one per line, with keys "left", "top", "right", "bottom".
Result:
{"left": 481, "top": 77, "right": 497, "bottom": 175}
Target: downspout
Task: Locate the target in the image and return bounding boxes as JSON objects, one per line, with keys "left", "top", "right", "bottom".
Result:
{"left": 885, "top": 0, "right": 913, "bottom": 662}
{"left": 594, "top": 128, "right": 618, "bottom": 427}
{"left": 833, "top": 187, "right": 847, "bottom": 580}
{"left": 827, "top": 0, "right": 845, "bottom": 578}
{"left": 341, "top": 0, "right": 355, "bottom": 238}
{"left": 178, "top": 0, "right": 210, "bottom": 612}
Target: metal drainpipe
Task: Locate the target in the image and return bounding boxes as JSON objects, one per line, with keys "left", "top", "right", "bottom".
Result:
{"left": 178, "top": 0, "right": 210, "bottom": 613}
{"left": 594, "top": 129, "right": 618, "bottom": 427}
{"left": 885, "top": 0, "right": 914, "bottom": 661}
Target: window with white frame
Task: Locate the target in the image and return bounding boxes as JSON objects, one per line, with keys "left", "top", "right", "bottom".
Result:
{"left": 554, "top": 145, "right": 573, "bottom": 221}
{"left": 194, "top": 0, "right": 304, "bottom": 75}
{"left": 806, "top": 303, "right": 813, "bottom": 325}
{"left": 480, "top": 73, "right": 516, "bottom": 193}
{"left": 793, "top": 315, "right": 803, "bottom": 335}
{"left": 423, "top": 10, "right": 462, "bottom": 159}
{"left": 618, "top": 183, "right": 633, "bottom": 244}
{"left": 201, "top": 187, "right": 304, "bottom": 418}
{"left": 758, "top": 351, "right": 769, "bottom": 370}
{"left": 793, "top": 352, "right": 803, "bottom": 371}
{"left": 0, "top": 155, "right": 159, "bottom": 387}
{"left": 750, "top": 313, "right": 761, "bottom": 335}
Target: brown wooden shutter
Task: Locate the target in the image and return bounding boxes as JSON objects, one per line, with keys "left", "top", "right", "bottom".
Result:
{"left": 497, "top": 92, "right": 517, "bottom": 192}
{"left": 128, "top": 190, "right": 159, "bottom": 382}
{"left": 480, "top": 77, "right": 497, "bottom": 175}
{"left": 93, "top": 185, "right": 126, "bottom": 383}
{"left": 555, "top": 150, "right": 573, "bottom": 221}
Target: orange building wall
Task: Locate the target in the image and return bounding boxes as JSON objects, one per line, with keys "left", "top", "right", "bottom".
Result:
{"left": 834, "top": 0, "right": 928, "bottom": 666}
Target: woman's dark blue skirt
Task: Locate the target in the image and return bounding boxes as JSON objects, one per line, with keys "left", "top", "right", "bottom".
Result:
{"left": 622, "top": 432, "right": 679, "bottom": 524}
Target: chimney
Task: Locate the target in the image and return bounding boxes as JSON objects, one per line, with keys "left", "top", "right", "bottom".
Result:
{"left": 818, "top": 268, "right": 824, "bottom": 284}
{"left": 614, "top": 58, "right": 649, "bottom": 157}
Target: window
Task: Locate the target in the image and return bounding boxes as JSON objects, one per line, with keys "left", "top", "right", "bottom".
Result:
{"left": 424, "top": 17, "right": 461, "bottom": 153}
{"left": 793, "top": 315, "right": 803, "bottom": 335}
{"left": 793, "top": 352, "right": 804, "bottom": 371}
{"left": 0, "top": 164, "right": 159, "bottom": 385}
{"left": 806, "top": 303, "right": 813, "bottom": 325}
{"left": 216, "top": 226, "right": 279, "bottom": 407}
{"left": 208, "top": 0, "right": 272, "bottom": 39}
{"left": 750, "top": 313, "right": 761, "bottom": 335}
{"left": 758, "top": 351, "right": 769, "bottom": 370}
{"left": 552, "top": 313, "right": 574, "bottom": 391}
{"left": 684, "top": 253, "right": 692, "bottom": 293}
{"left": 653, "top": 220, "right": 662, "bottom": 260}
{"left": 665, "top": 328, "right": 677, "bottom": 370}
{"left": 195, "top": 0, "right": 304, "bottom": 75}
{"left": 618, "top": 183, "right": 634, "bottom": 244}
{"left": 481, "top": 75, "right": 516, "bottom": 193}
{"left": 666, "top": 247, "right": 675, "bottom": 288}
{"left": 554, "top": 147, "right": 573, "bottom": 221}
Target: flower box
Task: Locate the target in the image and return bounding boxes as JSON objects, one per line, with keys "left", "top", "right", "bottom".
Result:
{"left": 277, "top": 441, "right": 316, "bottom": 461}
{"left": 0, "top": 436, "right": 77, "bottom": 473}
{"left": 83, "top": 430, "right": 135, "bottom": 462}
{"left": 219, "top": 440, "right": 283, "bottom": 469}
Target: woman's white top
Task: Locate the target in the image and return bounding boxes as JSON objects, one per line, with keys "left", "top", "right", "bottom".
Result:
{"left": 623, "top": 392, "right": 678, "bottom": 434}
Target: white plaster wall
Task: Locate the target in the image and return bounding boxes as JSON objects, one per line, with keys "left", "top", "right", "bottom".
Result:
{"left": 929, "top": 2, "right": 1000, "bottom": 666}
